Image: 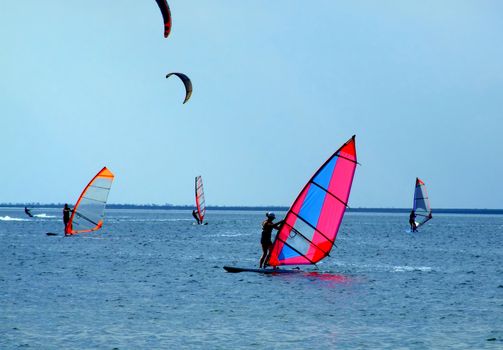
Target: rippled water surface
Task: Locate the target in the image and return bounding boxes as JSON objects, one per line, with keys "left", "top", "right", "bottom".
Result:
{"left": 1, "top": 208, "right": 502, "bottom": 349}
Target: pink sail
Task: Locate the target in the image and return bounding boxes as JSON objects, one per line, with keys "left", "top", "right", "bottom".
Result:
{"left": 268, "top": 136, "right": 357, "bottom": 266}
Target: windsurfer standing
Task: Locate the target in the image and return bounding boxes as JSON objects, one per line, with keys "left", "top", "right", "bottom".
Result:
{"left": 409, "top": 210, "right": 417, "bottom": 232}
{"left": 260, "top": 212, "right": 283, "bottom": 268}
{"left": 63, "top": 204, "right": 72, "bottom": 235}
{"left": 192, "top": 209, "right": 201, "bottom": 225}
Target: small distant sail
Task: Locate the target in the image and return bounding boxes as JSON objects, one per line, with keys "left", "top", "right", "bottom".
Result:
{"left": 413, "top": 177, "right": 432, "bottom": 228}
{"left": 195, "top": 176, "right": 206, "bottom": 224}
{"left": 66, "top": 167, "right": 115, "bottom": 235}
{"left": 268, "top": 136, "right": 357, "bottom": 267}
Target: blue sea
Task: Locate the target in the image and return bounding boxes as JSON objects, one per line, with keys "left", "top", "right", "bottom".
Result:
{"left": 1, "top": 208, "right": 502, "bottom": 349}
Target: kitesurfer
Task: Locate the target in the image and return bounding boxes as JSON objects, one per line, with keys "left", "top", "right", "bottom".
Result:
{"left": 24, "top": 206, "right": 33, "bottom": 218}
{"left": 409, "top": 210, "right": 417, "bottom": 232}
{"left": 260, "top": 212, "right": 283, "bottom": 268}
{"left": 192, "top": 209, "right": 200, "bottom": 225}
{"left": 63, "top": 204, "right": 72, "bottom": 235}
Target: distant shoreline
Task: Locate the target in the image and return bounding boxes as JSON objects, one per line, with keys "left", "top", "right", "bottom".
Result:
{"left": 1, "top": 203, "right": 502, "bottom": 215}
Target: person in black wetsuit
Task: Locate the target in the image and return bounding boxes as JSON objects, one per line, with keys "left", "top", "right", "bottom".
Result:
{"left": 192, "top": 209, "right": 200, "bottom": 224}
{"left": 259, "top": 212, "right": 283, "bottom": 268}
{"left": 24, "top": 206, "right": 33, "bottom": 217}
{"left": 409, "top": 210, "right": 417, "bottom": 232}
{"left": 63, "top": 204, "right": 72, "bottom": 235}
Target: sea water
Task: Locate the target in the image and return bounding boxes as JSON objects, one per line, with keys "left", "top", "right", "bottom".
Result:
{"left": 0, "top": 208, "right": 502, "bottom": 349}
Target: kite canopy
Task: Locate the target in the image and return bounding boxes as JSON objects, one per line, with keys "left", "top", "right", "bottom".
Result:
{"left": 268, "top": 136, "right": 357, "bottom": 267}
{"left": 166, "top": 72, "right": 192, "bottom": 104}
{"left": 66, "top": 167, "right": 115, "bottom": 235}
{"left": 155, "top": 0, "right": 172, "bottom": 38}
{"left": 413, "top": 178, "right": 432, "bottom": 228}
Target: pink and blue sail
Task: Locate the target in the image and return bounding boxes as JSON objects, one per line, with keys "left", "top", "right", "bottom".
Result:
{"left": 268, "top": 136, "right": 357, "bottom": 267}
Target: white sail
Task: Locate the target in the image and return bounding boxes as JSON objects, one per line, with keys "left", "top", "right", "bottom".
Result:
{"left": 413, "top": 177, "right": 432, "bottom": 228}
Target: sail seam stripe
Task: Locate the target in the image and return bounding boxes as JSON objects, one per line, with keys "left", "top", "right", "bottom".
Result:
{"left": 90, "top": 185, "right": 112, "bottom": 190}
{"left": 81, "top": 197, "right": 107, "bottom": 204}
{"left": 335, "top": 153, "right": 358, "bottom": 164}
{"left": 276, "top": 237, "right": 315, "bottom": 265}
{"left": 74, "top": 211, "right": 99, "bottom": 226}
{"left": 282, "top": 221, "right": 330, "bottom": 256}
{"left": 311, "top": 181, "right": 349, "bottom": 208}
{"left": 290, "top": 212, "right": 335, "bottom": 246}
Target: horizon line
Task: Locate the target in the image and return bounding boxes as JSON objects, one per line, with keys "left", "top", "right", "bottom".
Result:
{"left": 1, "top": 203, "right": 502, "bottom": 214}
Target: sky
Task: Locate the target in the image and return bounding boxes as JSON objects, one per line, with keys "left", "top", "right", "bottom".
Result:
{"left": 1, "top": 1, "right": 502, "bottom": 208}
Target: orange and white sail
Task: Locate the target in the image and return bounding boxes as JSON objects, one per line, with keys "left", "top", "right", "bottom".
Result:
{"left": 66, "top": 167, "right": 115, "bottom": 235}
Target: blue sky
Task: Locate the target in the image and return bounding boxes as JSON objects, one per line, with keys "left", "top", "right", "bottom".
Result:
{"left": 1, "top": 1, "right": 502, "bottom": 208}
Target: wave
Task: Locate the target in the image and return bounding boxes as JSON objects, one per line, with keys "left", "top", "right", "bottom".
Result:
{"left": 336, "top": 261, "right": 434, "bottom": 273}
{"left": 0, "top": 216, "right": 28, "bottom": 221}
{"left": 34, "top": 213, "right": 57, "bottom": 218}
{"left": 207, "top": 233, "right": 246, "bottom": 238}
{"left": 109, "top": 218, "right": 193, "bottom": 222}
{"left": 392, "top": 265, "right": 433, "bottom": 272}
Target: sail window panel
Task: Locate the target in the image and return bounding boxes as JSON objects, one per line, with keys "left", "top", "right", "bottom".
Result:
{"left": 278, "top": 243, "right": 301, "bottom": 260}
{"left": 298, "top": 185, "right": 326, "bottom": 228}
{"left": 291, "top": 216, "right": 316, "bottom": 243}
{"left": 284, "top": 233, "right": 314, "bottom": 258}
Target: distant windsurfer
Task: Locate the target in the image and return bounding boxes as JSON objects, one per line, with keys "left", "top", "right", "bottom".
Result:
{"left": 24, "top": 206, "right": 33, "bottom": 218}
{"left": 260, "top": 212, "right": 283, "bottom": 268}
{"left": 409, "top": 210, "right": 417, "bottom": 232}
{"left": 63, "top": 204, "right": 72, "bottom": 235}
{"left": 192, "top": 209, "right": 201, "bottom": 225}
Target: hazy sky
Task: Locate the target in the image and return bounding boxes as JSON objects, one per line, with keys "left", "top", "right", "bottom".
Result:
{"left": 1, "top": 1, "right": 502, "bottom": 208}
